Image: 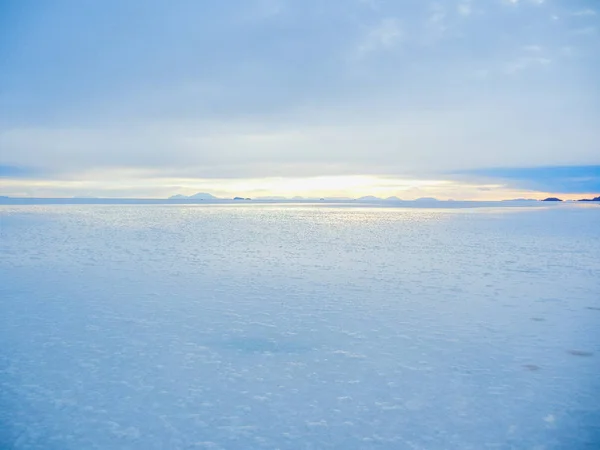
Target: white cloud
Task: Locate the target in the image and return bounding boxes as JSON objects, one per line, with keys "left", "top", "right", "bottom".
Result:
{"left": 254, "top": 0, "right": 284, "bottom": 19}
{"left": 457, "top": 3, "right": 472, "bottom": 17}
{"left": 3, "top": 95, "right": 597, "bottom": 182}
{"left": 558, "top": 45, "right": 575, "bottom": 57}
{"left": 572, "top": 27, "right": 597, "bottom": 36}
{"left": 572, "top": 9, "right": 597, "bottom": 17}
{"left": 422, "top": 3, "right": 450, "bottom": 43}
{"left": 358, "top": 0, "right": 380, "bottom": 11}
{"left": 504, "top": 56, "right": 551, "bottom": 74}
{"left": 471, "top": 68, "right": 490, "bottom": 79}
{"left": 504, "top": 0, "right": 544, "bottom": 6}
{"left": 523, "top": 45, "right": 542, "bottom": 52}
{"left": 429, "top": 3, "right": 446, "bottom": 21}
{"left": 357, "top": 18, "right": 403, "bottom": 57}
{"left": 2, "top": 0, "right": 599, "bottom": 200}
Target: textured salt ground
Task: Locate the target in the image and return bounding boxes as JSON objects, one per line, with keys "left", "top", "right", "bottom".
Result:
{"left": 1, "top": 204, "right": 599, "bottom": 449}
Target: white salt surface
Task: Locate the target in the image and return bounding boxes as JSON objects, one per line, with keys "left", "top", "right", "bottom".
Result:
{"left": 1, "top": 204, "right": 599, "bottom": 449}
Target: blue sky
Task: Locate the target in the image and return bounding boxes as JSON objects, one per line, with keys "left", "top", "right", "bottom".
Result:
{"left": 1, "top": 0, "right": 599, "bottom": 198}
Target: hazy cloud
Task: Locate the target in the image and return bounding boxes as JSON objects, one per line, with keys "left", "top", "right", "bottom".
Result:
{"left": 1, "top": 0, "right": 599, "bottom": 197}
{"left": 572, "top": 9, "right": 596, "bottom": 17}
{"left": 457, "top": 2, "right": 472, "bottom": 17}
{"left": 357, "top": 18, "right": 403, "bottom": 56}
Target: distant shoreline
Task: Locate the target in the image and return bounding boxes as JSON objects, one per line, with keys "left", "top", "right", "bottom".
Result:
{"left": 1, "top": 198, "right": 598, "bottom": 207}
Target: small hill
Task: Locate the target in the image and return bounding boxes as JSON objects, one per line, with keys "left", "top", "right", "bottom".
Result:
{"left": 189, "top": 192, "right": 218, "bottom": 200}
{"left": 169, "top": 193, "right": 218, "bottom": 200}
{"left": 357, "top": 196, "right": 381, "bottom": 202}
{"left": 541, "top": 197, "right": 563, "bottom": 202}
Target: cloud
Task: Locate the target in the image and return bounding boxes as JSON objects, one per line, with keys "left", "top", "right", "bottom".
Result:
{"left": 457, "top": 3, "right": 472, "bottom": 17}
{"left": 572, "top": 26, "right": 597, "bottom": 36}
{"left": 424, "top": 3, "right": 448, "bottom": 41}
{"left": 358, "top": 0, "right": 380, "bottom": 11}
{"left": 572, "top": 9, "right": 597, "bottom": 17}
{"left": 523, "top": 44, "right": 542, "bottom": 52}
{"left": 357, "top": 18, "right": 403, "bottom": 56}
{"left": 1, "top": 0, "right": 599, "bottom": 198}
{"left": 459, "top": 166, "right": 600, "bottom": 194}
{"left": 237, "top": 0, "right": 285, "bottom": 22}
{"left": 503, "top": 0, "right": 545, "bottom": 6}
{"left": 504, "top": 56, "right": 551, "bottom": 74}
{"left": 2, "top": 94, "right": 598, "bottom": 182}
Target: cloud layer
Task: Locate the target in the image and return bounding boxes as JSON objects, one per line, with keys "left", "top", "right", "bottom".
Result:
{"left": 1, "top": 0, "right": 599, "bottom": 197}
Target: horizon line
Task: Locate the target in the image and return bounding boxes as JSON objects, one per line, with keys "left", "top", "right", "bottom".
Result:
{"left": 1, "top": 195, "right": 599, "bottom": 204}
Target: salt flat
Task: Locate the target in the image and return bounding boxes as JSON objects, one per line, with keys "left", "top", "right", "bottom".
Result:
{"left": 1, "top": 203, "right": 599, "bottom": 449}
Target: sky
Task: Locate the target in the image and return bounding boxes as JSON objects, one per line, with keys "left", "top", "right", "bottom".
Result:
{"left": 1, "top": 0, "right": 599, "bottom": 200}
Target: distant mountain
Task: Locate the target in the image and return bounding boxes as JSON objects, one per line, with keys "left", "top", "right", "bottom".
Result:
{"left": 578, "top": 196, "right": 600, "bottom": 202}
{"left": 189, "top": 192, "right": 218, "bottom": 199}
{"left": 169, "top": 192, "right": 218, "bottom": 200}
{"left": 356, "top": 195, "right": 404, "bottom": 202}
{"left": 357, "top": 195, "right": 381, "bottom": 202}
{"left": 502, "top": 198, "right": 537, "bottom": 202}
{"left": 414, "top": 197, "right": 439, "bottom": 202}
{"left": 541, "top": 197, "right": 563, "bottom": 202}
